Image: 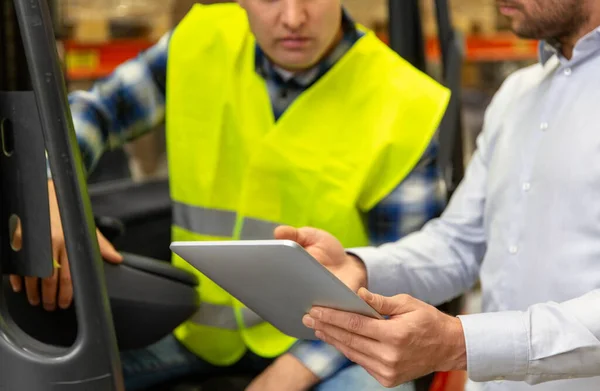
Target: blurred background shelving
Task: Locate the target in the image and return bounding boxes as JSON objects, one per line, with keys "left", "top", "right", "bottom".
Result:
{"left": 51, "top": 0, "right": 539, "bottom": 187}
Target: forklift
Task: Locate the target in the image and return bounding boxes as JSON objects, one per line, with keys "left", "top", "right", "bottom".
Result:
{"left": 0, "top": 0, "right": 464, "bottom": 390}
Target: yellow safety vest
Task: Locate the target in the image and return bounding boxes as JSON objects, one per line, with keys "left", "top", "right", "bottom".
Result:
{"left": 166, "top": 3, "right": 450, "bottom": 366}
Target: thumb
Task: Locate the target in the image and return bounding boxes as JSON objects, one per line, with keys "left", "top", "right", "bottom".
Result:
{"left": 96, "top": 231, "right": 123, "bottom": 264}
{"left": 274, "top": 226, "right": 322, "bottom": 248}
{"left": 274, "top": 225, "right": 299, "bottom": 241}
{"left": 358, "top": 288, "right": 416, "bottom": 316}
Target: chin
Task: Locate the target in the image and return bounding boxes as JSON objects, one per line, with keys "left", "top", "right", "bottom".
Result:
{"left": 270, "top": 50, "right": 319, "bottom": 71}
{"left": 511, "top": 25, "right": 537, "bottom": 39}
{"left": 278, "top": 58, "right": 318, "bottom": 71}
{"left": 509, "top": 19, "right": 530, "bottom": 37}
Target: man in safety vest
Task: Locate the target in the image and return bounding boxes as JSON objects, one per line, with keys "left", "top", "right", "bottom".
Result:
{"left": 11, "top": 1, "right": 450, "bottom": 390}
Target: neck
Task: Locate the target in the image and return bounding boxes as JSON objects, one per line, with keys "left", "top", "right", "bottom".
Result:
{"left": 559, "top": 7, "right": 600, "bottom": 59}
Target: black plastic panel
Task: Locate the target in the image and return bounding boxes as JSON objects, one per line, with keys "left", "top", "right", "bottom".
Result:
{"left": 0, "top": 91, "right": 53, "bottom": 278}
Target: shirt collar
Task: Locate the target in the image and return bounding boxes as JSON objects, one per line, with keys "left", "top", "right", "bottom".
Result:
{"left": 255, "top": 8, "right": 359, "bottom": 87}
{"left": 539, "top": 25, "right": 600, "bottom": 65}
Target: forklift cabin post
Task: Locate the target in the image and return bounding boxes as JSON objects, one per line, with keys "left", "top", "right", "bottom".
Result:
{"left": 388, "top": 0, "right": 465, "bottom": 196}
{"left": 0, "top": 0, "right": 124, "bottom": 389}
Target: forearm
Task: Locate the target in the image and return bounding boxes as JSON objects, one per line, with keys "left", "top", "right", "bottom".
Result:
{"left": 351, "top": 222, "right": 482, "bottom": 306}
{"left": 351, "top": 163, "right": 488, "bottom": 305}
{"left": 351, "top": 127, "right": 493, "bottom": 305}
{"left": 458, "top": 289, "right": 600, "bottom": 384}
{"left": 48, "top": 32, "right": 170, "bottom": 178}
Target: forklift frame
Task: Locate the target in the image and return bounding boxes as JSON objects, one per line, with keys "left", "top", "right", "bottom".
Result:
{"left": 389, "top": 0, "right": 465, "bottom": 197}
{"left": 0, "top": 0, "right": 124, "bottom": 389}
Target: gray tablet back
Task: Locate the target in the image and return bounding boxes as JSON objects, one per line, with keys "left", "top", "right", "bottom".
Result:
{"left": 170, "top": 240, "right": 382, "bottom": 340}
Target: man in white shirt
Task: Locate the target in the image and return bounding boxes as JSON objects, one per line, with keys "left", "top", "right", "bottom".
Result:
{"left": 274, "top": 0, "right": 600, "bottom": 390}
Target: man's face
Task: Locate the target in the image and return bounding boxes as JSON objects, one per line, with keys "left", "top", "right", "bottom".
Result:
{"left": 496, "top": 0, "right": 588, "bottom": 40}
{"left": 237, "top": 0, "right": 343, "bottom": 71}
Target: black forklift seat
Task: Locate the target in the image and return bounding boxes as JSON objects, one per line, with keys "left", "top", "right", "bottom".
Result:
{"left": 116, "top": 252, "right": 198, "bottom": 287}
{"left": 3, "top": 251, "right": 200, "bottom": 351}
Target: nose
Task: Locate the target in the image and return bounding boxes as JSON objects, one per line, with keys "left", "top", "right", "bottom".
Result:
{"left": 281, "top": 0, "right": 307, "bottom": 31}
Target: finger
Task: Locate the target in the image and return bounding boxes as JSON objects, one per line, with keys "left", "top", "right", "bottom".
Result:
{"left": 314, "top": 330, "right": 397, "bottom": 387}
{"left": 9, "top": 222, "right": 24, "bottom": 293}
{"left": 24, "top": 276, "right": 40, "bottom": 306}
{"left": 308, "top": 318, "right": 388, "bottom": 361}
{"left": 359, "top": 289, "right": 418, "bottom": 316}
{"left": 11, "top": 219, "right": 22, "bottom": 251}
{"left": 9, "top": 275, "right": 22, "bottom": 292}
{"left": 41, "top": 245, "right": 63, "bottom": 311}
{"left": 58, "top": 249, "right": 73, "bottom": 310}
{"left": 307, "top": 307, "right": 383, "bottom": 340}
{"left": 97, "top": 230, "right": 123, "bottom": 264}
{"left": 41, "top": 266, "right": 59, "bottom": 311}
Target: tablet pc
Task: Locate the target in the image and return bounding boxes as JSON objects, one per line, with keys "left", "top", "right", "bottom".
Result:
{"left": 170, "top": 240, "right": 382, "bottom": 340}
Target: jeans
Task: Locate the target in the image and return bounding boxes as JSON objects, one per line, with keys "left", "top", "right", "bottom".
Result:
{"left": 121, "top": 334, "right": 415, "bottom": 391}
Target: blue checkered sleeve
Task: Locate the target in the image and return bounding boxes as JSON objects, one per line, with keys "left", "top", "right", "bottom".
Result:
{"left": 289, "top": 140, "right": 445, "bottom": 380}
{"left": 48, "top": 31, "right": 171, "bottom": 177}
{"left": 368, "top": 140, "right": 446, "bottom": 246}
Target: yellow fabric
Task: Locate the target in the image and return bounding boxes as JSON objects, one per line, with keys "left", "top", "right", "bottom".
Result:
{"left": 166, "top": 3, "right": 450, "bottom": 366}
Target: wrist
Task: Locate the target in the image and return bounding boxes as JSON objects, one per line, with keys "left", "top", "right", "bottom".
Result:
{"left": 347, "top": 253, "right": 368, "bottom": 289}
{"left": 274, "top": 354, "right": 320, "bottom": 387}
{"left": 437, "top": 316, "right": 467, "bottom": 372}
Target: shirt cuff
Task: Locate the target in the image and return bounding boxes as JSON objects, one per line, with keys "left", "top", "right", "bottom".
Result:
{"left": 287, "top": 340, "right": 353, "bottom": 380}
{"left": 347, "top": 247, "right": 401, "bottom": 297}
{"left": 457, "top": 311, "right": 530, "bottom": 382}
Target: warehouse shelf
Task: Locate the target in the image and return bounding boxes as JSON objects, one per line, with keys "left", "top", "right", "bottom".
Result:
{"left": 64, "top": 34, "right": 540, "bottom": 81}
{"left": 64, "top": 39, "right": 154, "bottom": 80}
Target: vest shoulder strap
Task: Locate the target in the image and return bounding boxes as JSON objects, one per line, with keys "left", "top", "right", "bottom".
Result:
{"left": 172, "top": 3, "right": 250, "bottom": 58}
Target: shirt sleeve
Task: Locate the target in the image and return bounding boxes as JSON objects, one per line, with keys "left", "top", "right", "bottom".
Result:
{"left": 48, "top": 31, "right": 171, "bottom": 177}
{"left": 346, "top": 70, "right": 522, "bottom": 306}
{"left": 348, "top": 72, "right": 600, "bottom": 384}
{"left": 348, "top": 123, "right": 490, "bottom": 305}
{"left": 458, "top": 289, "right": 600, "bottom": 384}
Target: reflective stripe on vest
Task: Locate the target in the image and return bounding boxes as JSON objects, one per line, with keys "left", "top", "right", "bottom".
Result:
{"left": 190, "top": 303, "right": 265, "bottom": 329}
{"left": 173, "top": 202, "right": 236, "bottom": 238}
{"left": 173, "top": 202, "right": 279, "bottom": 240}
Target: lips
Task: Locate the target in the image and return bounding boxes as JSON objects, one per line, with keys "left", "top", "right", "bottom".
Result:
{"left": 497, "top": 1, "right": 521, "bottom": 15}
{"left": 278, "top": 37, "right": 311, "bottom": 49}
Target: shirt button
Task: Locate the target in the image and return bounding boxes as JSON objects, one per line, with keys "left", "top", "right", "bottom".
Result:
{"left": 522, "top": 182, "right": 531, "bottom": 191}
{"left": 509, "top": 245, "right": 518, "bottom": 254}
{"left": 564, "top": 67, "right": 572, "bottom": 76}
{"left": 540, "top": 122, "right": 549, "bottom": 130}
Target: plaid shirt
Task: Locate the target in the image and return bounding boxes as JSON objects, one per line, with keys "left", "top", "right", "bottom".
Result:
{"left": 66, "top": 9, "right": 445, "bottom": 381}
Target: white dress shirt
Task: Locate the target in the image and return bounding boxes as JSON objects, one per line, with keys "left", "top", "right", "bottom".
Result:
{"left": 351, "top": 27, "right": 600, "bottom": 390}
